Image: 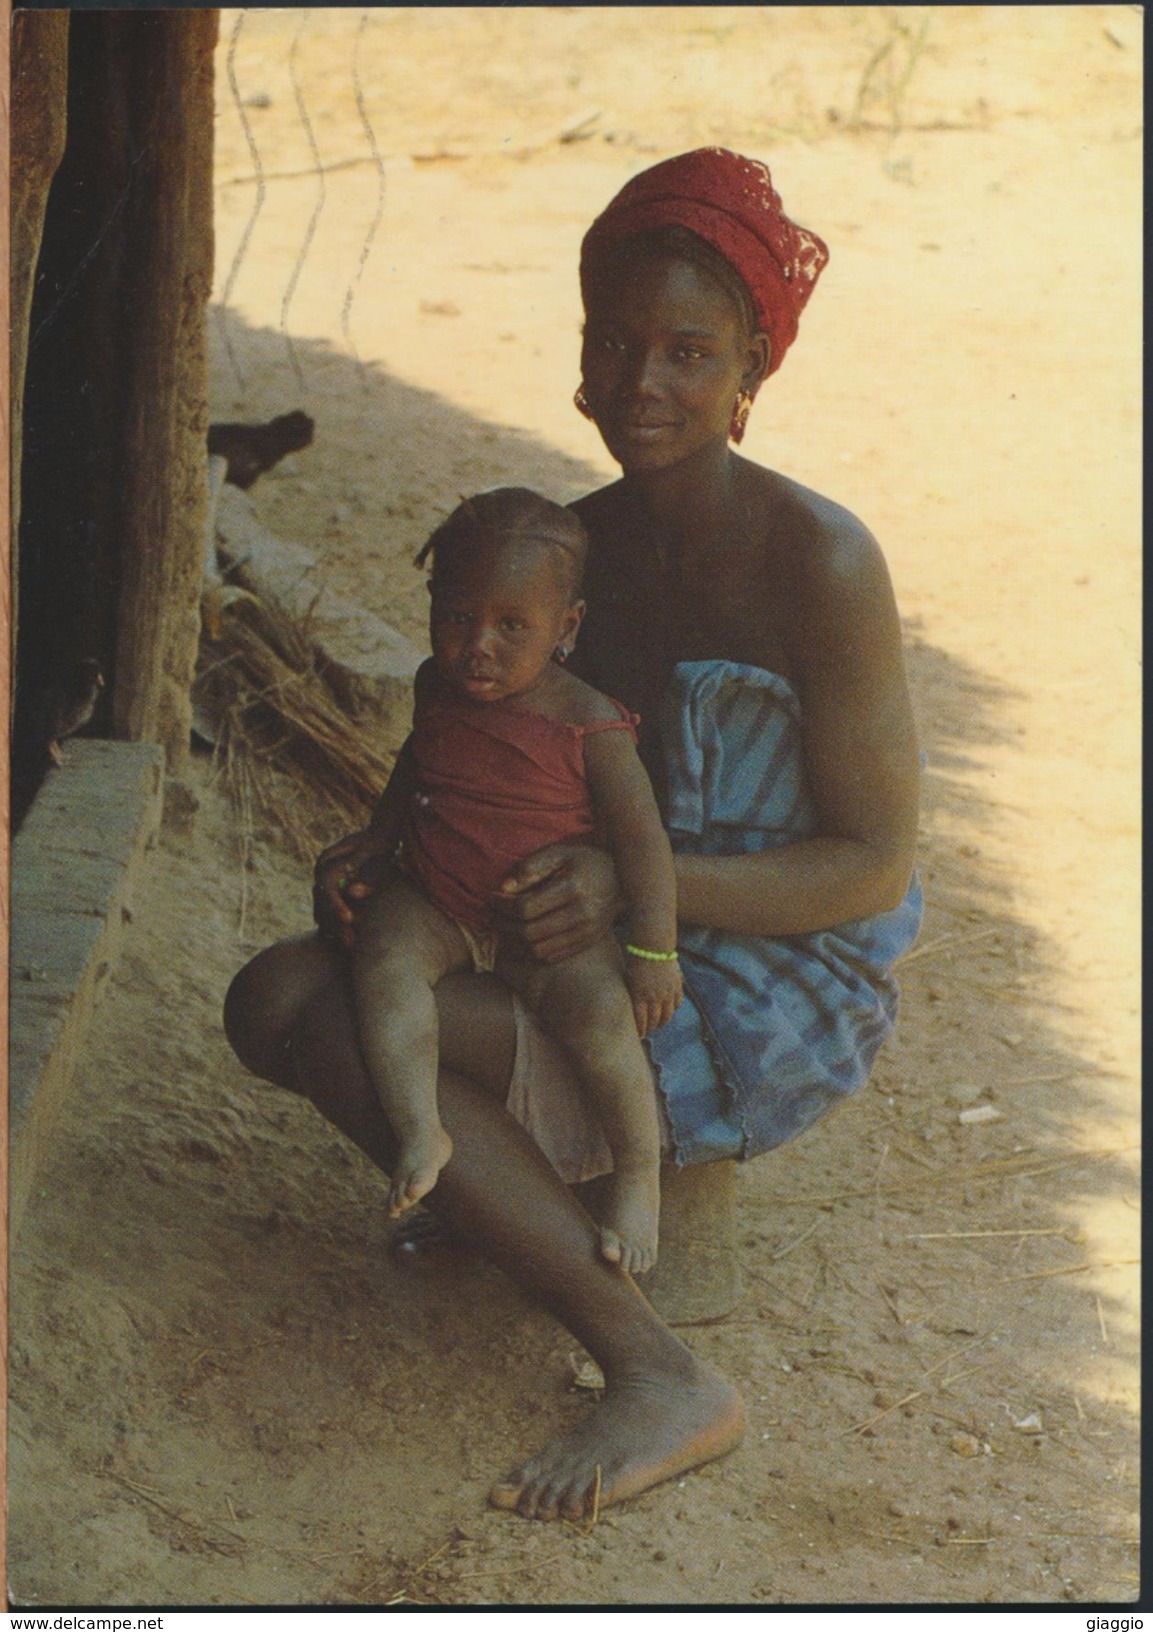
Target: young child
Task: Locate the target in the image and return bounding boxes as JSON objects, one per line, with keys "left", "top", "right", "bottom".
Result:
{"left": 330, "top": 487, "right": 681, "bottom": 1275}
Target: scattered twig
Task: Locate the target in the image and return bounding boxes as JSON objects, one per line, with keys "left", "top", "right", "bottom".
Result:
{"left": 443, "top": 1547, "right": 574, "bottom": 1584}
{"left": 844, "top": 1339, "right": 986, "bottom": 1437}
{"left": 878, "top": 1283, "right": 903, "bottom": 1326}
{"left": 570, "top": 1464, "right": 603, "bottom": 1537}
{"left": 992, "top": 1258, "right": 1139, "bottom": 1287}
{"left": 1001, "top": 1071, "right": 1087, "bottom": 1088}
{"left": 1096, "top": 1295, "right": 1109, "bottom": 1343}
{"left": 897, "top": 925, "right": 1001, "bottom": 966}
{"left": 744, "top": 1263, "right": 823, "bottom": 1312}
{"left": 939, "top": 1362, "right": 991, "bottom": 1390}
{"left": 101, "top": 1467, "right": 248, "bottom": 1556}
{"left": 776, "top": 1146, "right": 1131, "bottom": 1208}
{"left": 863, "top": 1529, "right": 925, "bottom": 1548}
{"left": 909, "top": 1227, "right": 1070, "bottom": 1241}
{"left": 846, "top": 1387, "right": 924, "bottom": 1436}
{"left": 770, "top": 1218, "right": 825, "bottom": 1262}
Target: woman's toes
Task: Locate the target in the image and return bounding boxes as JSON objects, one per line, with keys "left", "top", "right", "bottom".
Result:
{"left": 536, "top": 1489, "right": 568, "bottom": 1523}
{"left": 559, "top": 1482, "right": 593, "bottom": 1523}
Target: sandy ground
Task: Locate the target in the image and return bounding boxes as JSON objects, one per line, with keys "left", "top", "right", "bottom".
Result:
{"left": 8, "top": 6, "right": 1142, "bottom": 1607}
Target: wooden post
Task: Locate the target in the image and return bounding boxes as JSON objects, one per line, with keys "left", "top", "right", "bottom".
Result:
{"left": 8, "top": 9, "right": 70, "bottom": 669}
{"left": 108, "top": 12, "right": 218, "bottom": 769}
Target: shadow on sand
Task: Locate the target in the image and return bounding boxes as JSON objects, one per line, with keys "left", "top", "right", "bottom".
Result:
{"left": 7, "top": 307, "right": 1138, "bottom": 1606}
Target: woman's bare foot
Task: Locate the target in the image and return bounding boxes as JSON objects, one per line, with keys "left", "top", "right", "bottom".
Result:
{"left": 489, "top": 1354, "right": 745, "bottom": 1521}
{"left": 388, "top": 1125, "right": 454, "bottom": 1217}
{"left": 598, "top": 1166, "right": 661, "bottom": 1276}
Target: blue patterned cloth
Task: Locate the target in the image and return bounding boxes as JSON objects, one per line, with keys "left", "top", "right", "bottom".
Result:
{"left": 643, "top": 660, "right": 924, "bottom": 1165}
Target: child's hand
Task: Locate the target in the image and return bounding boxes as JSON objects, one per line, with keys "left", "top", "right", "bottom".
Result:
{"left": 624, "top": 954, "right": 683, "bottom": 1038}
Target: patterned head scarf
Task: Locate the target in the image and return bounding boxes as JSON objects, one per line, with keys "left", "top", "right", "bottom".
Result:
{"left": 580, "top": 147, "right": 829, "bottom": 379}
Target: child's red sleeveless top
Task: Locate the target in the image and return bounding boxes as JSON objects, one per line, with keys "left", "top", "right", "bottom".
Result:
{"left": 402, "top": 667, "right": 638, "bottom": 933}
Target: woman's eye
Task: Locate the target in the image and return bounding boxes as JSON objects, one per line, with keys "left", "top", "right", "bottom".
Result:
{"left": 673, "top": 346, "right": 705, "bottom": 361}
{"left": 500, "top": 618, "right": 525, "bottom": 633}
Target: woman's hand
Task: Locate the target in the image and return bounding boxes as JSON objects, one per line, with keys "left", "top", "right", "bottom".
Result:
{"left": 492, "top": 842, "right": 622, "bottom": 964}
{"left": 313, "top": 827, "right": 394, "bottom": 948}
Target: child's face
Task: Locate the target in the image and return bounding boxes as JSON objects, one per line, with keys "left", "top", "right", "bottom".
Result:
{"left": 429, "top": 536, "right": 583, "bottom": 705}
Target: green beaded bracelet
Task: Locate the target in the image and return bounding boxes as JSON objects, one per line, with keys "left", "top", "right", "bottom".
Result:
{"left": 624, "top": 944, "right": 679, "bottom": 962}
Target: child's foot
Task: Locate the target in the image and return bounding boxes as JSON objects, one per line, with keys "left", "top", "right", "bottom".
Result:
{"left": 388, "top": 1125, "right": 454, "bottom": 1217}
{"left": 598, "top": 1167, "right": 660, "bottom": 1276}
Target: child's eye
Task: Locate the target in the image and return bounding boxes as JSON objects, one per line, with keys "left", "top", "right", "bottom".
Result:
{"left": 499, "top": 617, "right": 526, "bottom": 633}
{"left": 673, "top": 345, "right": 705, "bottom": 361}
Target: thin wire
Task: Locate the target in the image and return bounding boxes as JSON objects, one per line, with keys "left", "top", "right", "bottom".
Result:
{"left": 340, "top": 11, "right": 386, "bottom": 391}
{"left": 280, "top": 9, "right": 327, "bottom": 392}
{"left": 218, "top": 11, "right": 266, "bottom": 397}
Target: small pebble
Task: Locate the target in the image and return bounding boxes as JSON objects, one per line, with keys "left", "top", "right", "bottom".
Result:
{"left": 959, "top": 1104, "right": 1004, "bottom": 1125}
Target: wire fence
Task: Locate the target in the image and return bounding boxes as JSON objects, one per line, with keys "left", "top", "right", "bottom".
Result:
{"left": 213, "top": 8, "right": 387, "bottom": 401}
{"left": 209, "top": 6, "right": 948, "bottom": 406}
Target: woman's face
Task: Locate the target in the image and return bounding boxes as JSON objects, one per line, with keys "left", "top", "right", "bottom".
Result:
{"left": 580, "top": 254, "right": 767, "bottom": 475}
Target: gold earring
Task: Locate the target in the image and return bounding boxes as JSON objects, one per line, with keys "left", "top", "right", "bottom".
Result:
{"left": 729, "top": 389, "right": 754, "bottom": 445}
{"left": 574, "top": 384, "right": 596, "bottom": 421}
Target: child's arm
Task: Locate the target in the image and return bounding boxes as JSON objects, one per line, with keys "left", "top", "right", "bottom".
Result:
{"left": 315, "top": 661, "right": 436, "bottom": 943}
{"left": 582, "top": 726, "right": 682, "bottom": 1037}
{"left": 314, "top": 736, "right": 419, "bottom": 948}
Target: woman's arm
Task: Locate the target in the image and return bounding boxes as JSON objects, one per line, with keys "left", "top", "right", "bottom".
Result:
{"left": 676, "top": 520, "right": 920, "bottom": 936}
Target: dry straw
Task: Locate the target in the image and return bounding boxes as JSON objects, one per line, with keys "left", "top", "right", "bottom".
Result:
{"left": 195, "top": 589, "right": 396, "bottom": 863}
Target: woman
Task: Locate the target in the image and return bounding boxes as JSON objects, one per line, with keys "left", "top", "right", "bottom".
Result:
{"left": 224, "top": 147, "right": 923, "bottom": 1523}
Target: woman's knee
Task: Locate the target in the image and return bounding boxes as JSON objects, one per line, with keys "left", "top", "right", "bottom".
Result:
{"left": 223, "top": 938, "right": 334, "bottom": 1085}
{"left": 224, "top": 958, "right": 284, "bottom": 1082}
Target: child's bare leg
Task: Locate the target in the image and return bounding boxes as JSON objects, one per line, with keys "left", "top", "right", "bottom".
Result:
{"left": 352, "top": 877, "right": 470, "bottom": 1216}
{"left": 501, "top": 939, "right": 661, "bottom": 1275}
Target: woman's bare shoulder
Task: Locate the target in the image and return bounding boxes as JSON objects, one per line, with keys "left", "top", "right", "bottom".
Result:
{"left": 750, "top": 462, "right": 889, "bottom": 593}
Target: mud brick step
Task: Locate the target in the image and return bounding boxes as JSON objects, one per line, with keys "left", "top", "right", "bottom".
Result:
{"left": 9, "top": 739, "right": 163, "bottom": 1236}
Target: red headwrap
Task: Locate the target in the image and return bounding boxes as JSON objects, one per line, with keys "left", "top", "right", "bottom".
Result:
{"left": 580, "top": 147, "right": 829, "bottom": 379}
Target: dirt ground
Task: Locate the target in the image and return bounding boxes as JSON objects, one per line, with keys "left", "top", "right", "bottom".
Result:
{"left": 8, "top": 5, "right": 1142, "bottom": 1607}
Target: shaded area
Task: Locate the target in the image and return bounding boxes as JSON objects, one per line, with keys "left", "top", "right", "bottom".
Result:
{"left": 15, "top": 9, "right": 215, "bottom": 827}
{"left": 8, "top": 321, "right": 1139, "bottom": 1606}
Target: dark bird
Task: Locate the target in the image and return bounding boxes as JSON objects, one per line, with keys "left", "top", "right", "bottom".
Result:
{"left": 11, "top": 656, "right": 105, "bottom": 828}
{"left": 35, "top": 656, "right": 105, "bottom": 766}
{"left": 207, "top": 410, "right": 315, "bottom": 490}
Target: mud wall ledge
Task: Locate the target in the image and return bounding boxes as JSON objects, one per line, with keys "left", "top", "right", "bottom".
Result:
{"left": 9, "top": 741, "right": 165, "bottom": 1238}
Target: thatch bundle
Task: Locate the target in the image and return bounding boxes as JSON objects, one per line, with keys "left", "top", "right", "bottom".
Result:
{"left": 194, "top": 586, "right": 398, "bottom": 863}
